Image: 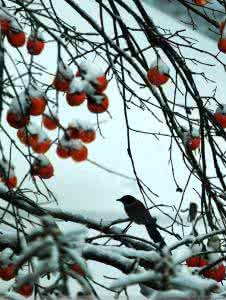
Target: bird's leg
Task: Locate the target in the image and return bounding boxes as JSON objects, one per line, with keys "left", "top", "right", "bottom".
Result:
{"left": 122, "top": 221, "right": 133, "bottom": 233}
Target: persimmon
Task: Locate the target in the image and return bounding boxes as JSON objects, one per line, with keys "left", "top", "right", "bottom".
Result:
{"left": 218, "top": 38, "right": 226, "bottom": 53}
{"left": 7, "top": 30, "right": 26, "bottom": 48}
{"left": 53, "top": 77, "right": 71, "bottom": 92}
{"left": 70, "top": 263, "right": 85, "bottom": 276}
{"left": 188, "top": 137, "right": 200, "bottom": 151}
{"left": 87, "top": 95, "right": 109, "bottom": 113}
{"left": 2, "top": 176, "right": 17, "bottom": 189}
{"left": 193, "top": 0, "right": 208, "bottom": 5}
{"left": 66, "top": 91, "right": 86, "bottom": 106}
{"left": 56, "top": 145, "right": 70, "bottom": 159}
{"left": 147, "top": 67, "right": 169, "bottom": 86}
{"left": 80, "top": 129, "right": 96, "bottom": 144}
{"left": 71, "top": 144, "right": 88, "bottom": 162}
{"left": 43, "top": 114, "right": 59, "bottom": 130}
{"left": 186, "top": 256, "right": 208, "bottom": 267}
{"left": 17, "top": 284, "right": 33, "bottom": 298}
{"left": 67, "top": 125, "right": 81, "bottom": 139}
{"left": 27, "top": 38, "right": 45, "bottom": 55}
{"left": 94, "top": 75, "right": 108, "bottom": 93}
{"left": 7, "top": 112, "right": 30, "bottom": 129}
{"left": 17, "top": 128, "right": 38, "bottom": 148}
{"left": 30, "top": 96, "right": 46, "bottom": 116}
{"left": 203, "top": 264, "right": 225, "bottom": 282}
{"left": 1, "top": 19, "right": 10, "bottom": 34}
{"left": 32, "top": 139, "right": 51, "bottom": 154}
{"left": 31, "top": 156, "right": 54, "bottom": 179}
{"left": 214, "top": 112, "right": 226, "bottom": 128}
{"left": 0, "top": 263, "right": 15, "bottom": 281}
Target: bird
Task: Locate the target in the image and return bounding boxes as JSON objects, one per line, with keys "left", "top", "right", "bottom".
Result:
{"left": 117, "top": 195, "right": 166, "bottom": 248}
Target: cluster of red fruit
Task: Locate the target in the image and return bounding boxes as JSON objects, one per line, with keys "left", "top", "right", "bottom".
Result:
{"left": 0, "top": 261, "right": 33, "bottom": 298}
{"left": 53, "top": 61, "right": 109, "bottom": 114}
{"left": 0, "top": 9, "right": 45, "bottom": 54}
{"left": 5, "top": 60, "right": 110, "bottom": 185}
{"left": 186, "top": 255, "right": 225, "bottom": 282}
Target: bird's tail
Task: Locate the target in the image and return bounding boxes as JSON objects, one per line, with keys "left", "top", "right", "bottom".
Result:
{"left": 145, "top": 223, "right": 166, "bottom": 249}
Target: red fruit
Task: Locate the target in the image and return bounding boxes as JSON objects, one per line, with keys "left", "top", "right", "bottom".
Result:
{"left": 2, "top": 176, "right": 17, "bottom": 189}
{"left": 203, "top": 264, "right": 225, "bottom": 282}
{"left": 67, "top": 126, "right": 80, "bottom": 139}
{"left": 30, "top": 97, "right": 46, "bottom": 116}
{"left": 43, "top": 115, "right": 59, "bottom": 130}
{"left": 7, "top": 30, "right": 26, "bottom": 48}
{"left": 17, "top": 129, "right": 38, "bottom": 148}
{"left": 71, "top": 145, "right": 88, "bottom": 162}
{"left": 66, "top": 92, "right": 86, "bottom": 106}
{"left": 87, "top": 95, "right": 109, "bottom": 113}
{"left": 7, "top": 112, "right": 30, "bottom": 129}
{"left": 32, "top": 140, "right": 51, "bottom": 154}
{"left": 17, "top": 284, "right": 33, "bottom": 298}
{"left": 218, "top": 38, "right": 226, "bottom": 53}
{"left": 27, "top": 39, "right": 45, "bottom": 55}
{"left": 214, "top": 112, "right": 226, "bottom": 128}
{"left": 56, "top": 145, "right": 70, "bottom": 159}
{"left": 193, "top": 0, "right": 207, "bottom": 5}
{"left": 0, "top": 264, "right": 15, "bottom": 281}
{"left": 80, "top": 129, "right": 96, "bottom": 144}
{"left": 188, "top": 137, "right": 200, "bottom": 151}
{"left": 95, "top": 75, "right": 108, "bottom": 93}
{"left": 1, "top": 19, "right": 10, "bottom": 34}
{"left": 186, "top": 256, "right": 208, "bottom": 267}
{"left": 32, "top": 163, "right": 54, "bottom": 179}
{"left": 53, "top": 77, "right": 71, "bottom": 92}
{"left": 147, "top": 67, "right": 169, "bottom": 86}
{"left": 70, "top": 263, "right": 85, "bottom": 276}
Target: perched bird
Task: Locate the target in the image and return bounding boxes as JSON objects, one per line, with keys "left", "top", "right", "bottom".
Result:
{"left": 117, "top": 195, "right": 166, "bottom": 248}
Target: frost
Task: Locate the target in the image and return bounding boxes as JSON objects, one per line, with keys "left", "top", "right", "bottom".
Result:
{"left": 68, "top": 118, "right": 82, "bottom": 129}
{"left": 150, "top": 58, "right": 170, "bottom": 75}
{"left": 57, "top": 61, "right": 74, "bottom": 80}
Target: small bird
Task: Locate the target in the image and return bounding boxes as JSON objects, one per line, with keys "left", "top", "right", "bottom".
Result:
{"left": 117, "top": 195, "right": 166, "bottom": 248}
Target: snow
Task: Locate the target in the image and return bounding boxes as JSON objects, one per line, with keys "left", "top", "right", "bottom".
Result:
{"left": 216, "top": 104, "right": 226, "bottom": 114}
{"left": 0, "top": 247, "right": 14, "bottom": 266}
{"left": 0, "top": 182, "right": 8, "bottom": 193}
{"left": 68, "top": 78, "right": 86, "bottom": 94}
{"left": 71, "top": 140, "right": 83, "bottom": 151}
{"left": 29, "top": 31, "right": 45, "bottom": 41}
{"left": 27, "top": 85, "right": 44, "bottom": 99}
{"left": 150, "top": 58, "right": 170, "bottom": 75}
{"left": 35, "top": 155, "right": 51, "bottom": 167}
{"left": 57, "top": 61, "right": 74, "bottom": 80}
{"left": 9, "top": 92, "right": 30, "bottom": 115}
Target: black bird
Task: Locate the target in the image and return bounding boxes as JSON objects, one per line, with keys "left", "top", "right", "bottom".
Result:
{"left": 117, "top": 195, "right": 166, "bottom": 248}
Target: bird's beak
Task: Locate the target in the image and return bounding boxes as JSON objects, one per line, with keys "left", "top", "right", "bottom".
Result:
{"left": 116, "top": 198, "right": 122, "bottom": 202}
